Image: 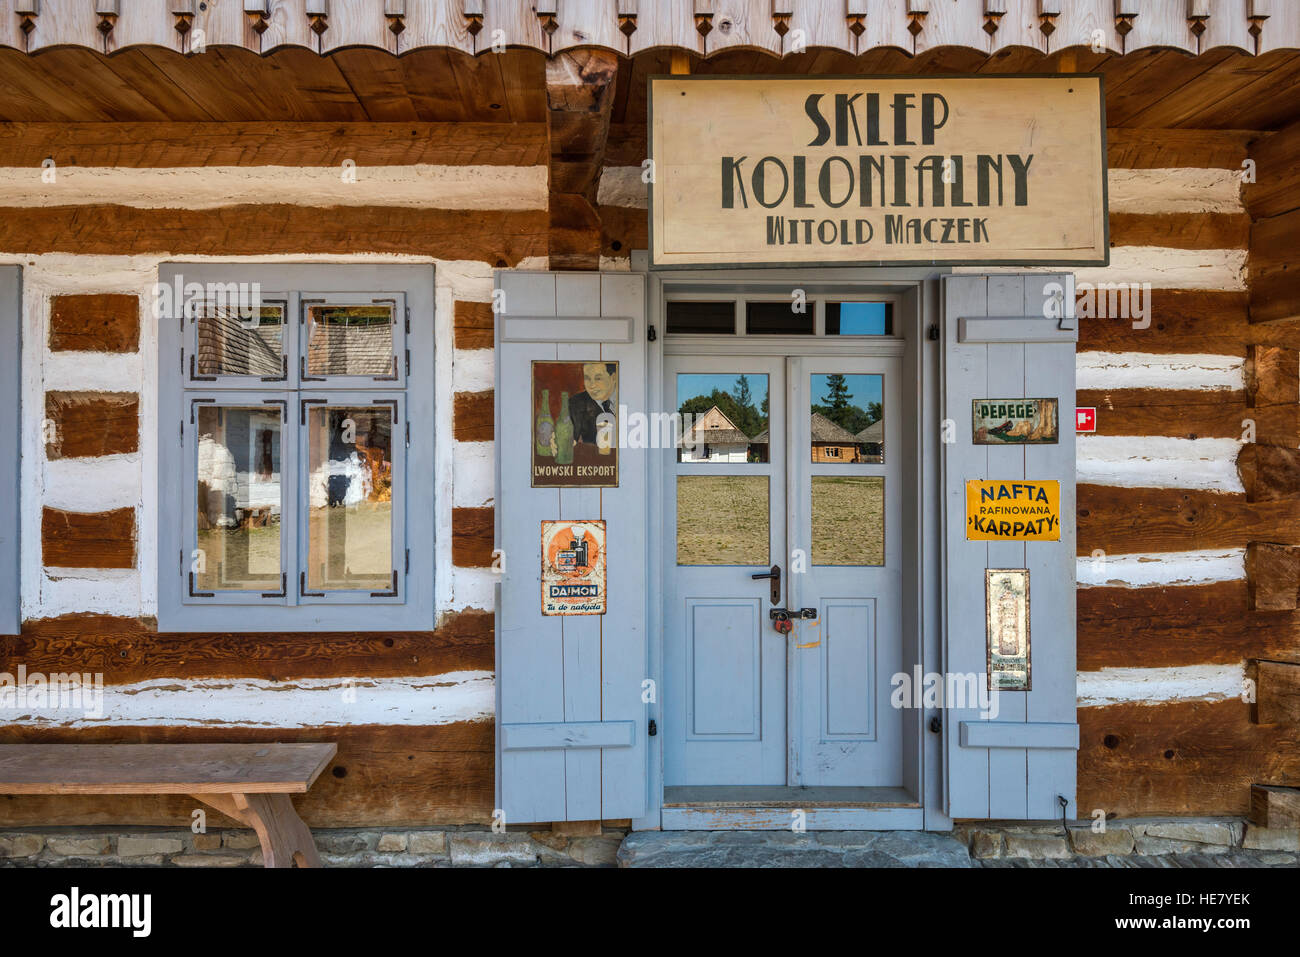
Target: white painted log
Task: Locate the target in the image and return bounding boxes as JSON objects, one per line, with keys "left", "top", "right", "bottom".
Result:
{"left": 452, "top": 440, "right": 494, "bottom": 508}
{"left": 1074, "top": 352, "right": 1244, "bottom": 391}
{"left": 596, "top": 166, "right": 649, "bottom": 208}
{"left": 0, "top": 165, "right": 548, "bottom": 212}
{"left": 1077, "top": 664, "right": 1243, "bottom": 707}
{"left": 1107, "top": 168, "right": 1243, "bottom": 214}
{"left": 43, "top": 454, "right": 140, "bottom": 511}
{"left": 0, "top": 671, "right": 496, "bottom": 728}
{"left": 1076, "top": 548, "right": 1246, "bottom": 588}
{"left": 1076, "top": 435, "right": 1244, "bottom": 492}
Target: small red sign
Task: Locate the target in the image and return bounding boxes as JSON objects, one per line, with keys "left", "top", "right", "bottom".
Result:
{"left": 1076, "top": 407, "right": 1097, "bottom": 433}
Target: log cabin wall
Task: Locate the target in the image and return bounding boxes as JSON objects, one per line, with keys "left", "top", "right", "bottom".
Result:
{"left": 1, "top": 22, "right": 1300, "bottom": 826}
{"left": 0, "top": 115, "right": 553, "bottom": 828}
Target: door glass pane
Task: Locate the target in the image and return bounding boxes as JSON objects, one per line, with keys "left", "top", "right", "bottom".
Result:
{"left": 812, "top": 476, "right": 884, "bottom": 565}
{"left": 666, "top": 301, "right": 735, "bottom": 335}
{"left": 195, "top": 303, "right": 285, "bottom": 377}
{"left": 826, "top": 301, "right": 892, "bottom": 336}
{"left": 746, "top": 301, "right": 813, "bottom": 335}
{"left": 676, "top": 373, "right": 769, "bottom": 463}
{"left": 306, "top": 406, "right": 394, "bottom": 591}
{"left": 195, "top": 405, "right": 282, "bottom": 591}
{"left": 810, "top": 373, "right": 884, "bottom": 463}
{"left": 677, "top": 475, "right": 769, "bottom": 565}
{"left": 305, "top": 303, "right": 395, "bottom": 377}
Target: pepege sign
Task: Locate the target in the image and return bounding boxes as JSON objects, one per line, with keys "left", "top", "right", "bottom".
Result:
{"left": 649, "top": 75, "right": 1107, "bottom": 268}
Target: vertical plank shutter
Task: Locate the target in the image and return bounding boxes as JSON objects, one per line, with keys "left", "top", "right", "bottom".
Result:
{"left": 0, "top": 267, "right": 18, "bottom": 635}
{"left": 941, "top": 274, "right": 1078, "bottom": 820}
{"left": 495, "top": 271, "right": 648, "bottom": 824}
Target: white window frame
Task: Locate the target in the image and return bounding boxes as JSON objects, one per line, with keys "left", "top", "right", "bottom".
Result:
{"left": 158, "top": 264, "right": 435, "bottom": 632}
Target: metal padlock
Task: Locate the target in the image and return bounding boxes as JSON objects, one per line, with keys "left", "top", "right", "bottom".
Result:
{"left": 770, "top": 609, "right": 792, "bottom": 635}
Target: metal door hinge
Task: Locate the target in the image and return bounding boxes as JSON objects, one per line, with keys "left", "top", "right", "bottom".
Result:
{"left": 648, "top": 718, "right": 657, "bottom": 737}
{"left": 648, "top": 324, "right": 657, "bottom": 342}
{"left": 929, "top": 715, "right": 942, "bottom": 733}
{"left": 927, "top": 323, "right": 939, "bottom": 340}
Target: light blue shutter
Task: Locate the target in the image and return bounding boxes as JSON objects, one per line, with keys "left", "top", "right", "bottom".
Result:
{"left": 941, "top": 274, "right": 1078, "bottom": 820}
{"left": 0, "top": 267, "right": 18, "bottom": 635}
{"left": 495, "top": 271, "right": 648, "bottom": 824}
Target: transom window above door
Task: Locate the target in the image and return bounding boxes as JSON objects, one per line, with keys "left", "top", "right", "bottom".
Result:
{"left": 665, "top": 297, "right": 894, "bottom": 336}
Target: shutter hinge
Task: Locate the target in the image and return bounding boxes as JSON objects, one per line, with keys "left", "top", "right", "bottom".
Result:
{"left": 405, "top": 421, "right": 410, "bottom": 448}
{"left": 647, "top": 718, "right": 657, "bottom": 737}
{"left": 180, "top": 419, "right": 184, "bottom": 445}
{"left": 928, "top": 715, "right": 942, "bottom": 733}
{"left": 405, "top": 306, "right": 411, "bottom": 335}
{"left": 405, "top": 348, "right": 410, "bottom": 377}
{"left": 180, "top": 346, "right": 185, "bottom": 373}
{"left": 405, "top": 548, "right": 410, "bottom": 574}
{"left": 927, "top": 323, "right": 939, "bottom": 341}
{"left": 647, "top": 324, "right": 657, "bottom": 342}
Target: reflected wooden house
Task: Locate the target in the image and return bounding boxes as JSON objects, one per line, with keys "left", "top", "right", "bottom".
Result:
{"left": 811, "top": 413, "right": 861, "bottom": 463}
{"left": 856, "top": 420, "right": 884, "bottom": 464}
{"left": 679, "top": 405, "right": 752, "bottom": 463}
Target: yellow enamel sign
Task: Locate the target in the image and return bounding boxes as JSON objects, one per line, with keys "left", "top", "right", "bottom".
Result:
{"left": 966, "top": 480, "right": 1060, "bottom": 541}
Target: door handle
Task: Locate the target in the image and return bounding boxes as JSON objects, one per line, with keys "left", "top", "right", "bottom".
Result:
{"left": 751, "top": 564, "right": 780, "bottom": 605}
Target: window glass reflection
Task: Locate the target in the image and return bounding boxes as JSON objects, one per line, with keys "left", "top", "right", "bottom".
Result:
{"left": 677, "top": 475, "right": 770, "bottom": 566}
{"left": 812, "top": 476, "right": 884, "bottom": 566}
{"left": 195, "top": 406, "right": 282, "bottom": 591}
{"left": 810, "top": 373, "right": 884, "bottom": 463}
{"left": 676, "top": 373, "right": 770, "bottom": 463}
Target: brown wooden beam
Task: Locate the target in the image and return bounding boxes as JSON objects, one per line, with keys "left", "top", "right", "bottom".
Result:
{"left": 546, "top": 49, "right": 618, "bottom": 271}
{"left": 1247, "top": 543, "right": 1300, "bottom": 611}
{"left": 1250, "top": 784, "right": 1300, "bottom": 827}
{"left": 1250, "top": 659, "right": 1300, "bottom": 726}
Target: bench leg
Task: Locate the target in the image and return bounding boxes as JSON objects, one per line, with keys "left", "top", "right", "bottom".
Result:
{"left": 191, "top": 793, "right": 323, "bottom": 868}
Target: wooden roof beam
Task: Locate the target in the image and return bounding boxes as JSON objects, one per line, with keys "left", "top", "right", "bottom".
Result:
{"left": 546, "top": 48, "right": 619, "bottom": 271}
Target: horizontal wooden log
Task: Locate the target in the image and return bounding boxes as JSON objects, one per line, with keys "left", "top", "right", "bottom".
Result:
{"left": 1078, "top": 699, "right": 1300, "bottom": 818}
{"left": 1249, "top": 207, "right": 1300, "bottom": 324}
{"left": 1244, "top": 120, "right": 1300, "bottom": 220}
{"left": 1075, "top": 290, "right": 1248, "bottom": 356}
{"left": 1078, "top": 485, "right": 1300, "bottom": 554}
{"left": 49, "top": 294, "right": 139, "bottom": 353}
{"left": 1237, "top": 443, "right": 1300, "bottom": 503}
{"left": 451, "top": 507, "right": 494, "bottom": 568}
{"left": 1251, "top": 659, "right": 1300, "bottom": 726}
{"left": 1106, "top": 128, "right": 1256, "bottom": 171}
{"left": 1250, "top": 784, "right": 1300, "bottom": 828}
{"left": 1078, "top": 580, "right": 1300, "bottom": 670}
{"left": 0, "top": 122, "right": 547, "bottom": 168}
{"left": 453, "top": 390, "right": 493, "bottom": 443}
{"left": 0, "top": 723, "right": 493, "bottom": 828}
{"left": 0, "top": 205, "right": 546, "bottom": 262}
{"left": 44, "top": 391, "right": 138, "bottom": 459}
{"left": 2, "top": 610, "right": 494, "bottom": 684}
{"left": 1074, "top": 389, "right": 1248, "bottom": 441}
{"left": 453, "top": 300, "right": 493, "bottom": 351}
{"left": 41, "top": 507, "right": 135, "bottom": 569}
{"left": 1108, "top": 212, "right": 1250, "bottom": 250}
{"left": 1247, "top": 543, "right": 1300, "bottom": 611}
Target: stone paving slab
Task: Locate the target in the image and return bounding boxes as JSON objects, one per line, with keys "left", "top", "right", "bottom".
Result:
{"left": 618, "top": 830, "right": 974, "bottom": 868}
{"left": 617, "top": 831, "right": 1300, "bottom": 868}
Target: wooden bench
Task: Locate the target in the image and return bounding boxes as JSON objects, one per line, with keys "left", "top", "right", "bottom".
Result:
{"left": 0, "top": 743, "right": 337, "bottom": 868}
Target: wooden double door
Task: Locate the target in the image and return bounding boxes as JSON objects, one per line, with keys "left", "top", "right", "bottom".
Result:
{"left": 664, "top": 353, "right": 903, "bottom": 789}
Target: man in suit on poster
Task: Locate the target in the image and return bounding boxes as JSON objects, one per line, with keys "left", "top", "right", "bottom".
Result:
{"left": 567, "top": 362, "right": 618, "bottom": 446}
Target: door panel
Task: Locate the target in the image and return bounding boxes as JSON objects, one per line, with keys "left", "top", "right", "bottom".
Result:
{"left": 792, "top": 356, "right": 903, "bottom": 787}
{"left": 665, "top": 356, "right": 786, "bottom": 786}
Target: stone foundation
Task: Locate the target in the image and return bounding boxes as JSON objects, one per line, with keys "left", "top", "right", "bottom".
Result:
{"left": 2, "top": 819, "right": 1295, "bottom": 867}
{"left": 0, "top": 826, "right": 626, "bottom": 868}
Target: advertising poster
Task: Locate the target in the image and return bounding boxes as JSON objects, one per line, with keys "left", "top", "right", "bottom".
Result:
{"left": 966, "top": 479, "right": 1060, "bottom": 541}
{"left": 532, "top": 361, "right": 618, "bottom": 488}
{"left": 972, "top": 398, "right": 1059, "bottom": 445}
{"left": 986, "top": 568, "right": 1031, "bottom": 691}
{"left": 541, "top": 520, "right": 607, "bottom": 616}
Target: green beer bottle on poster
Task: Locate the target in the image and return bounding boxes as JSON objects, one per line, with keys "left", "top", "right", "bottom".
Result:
{"left": 555, "top": 391, "right": 575, "bottom": 464}
{"left": 535, "top": 388, "right": 554, "bottom": 457}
